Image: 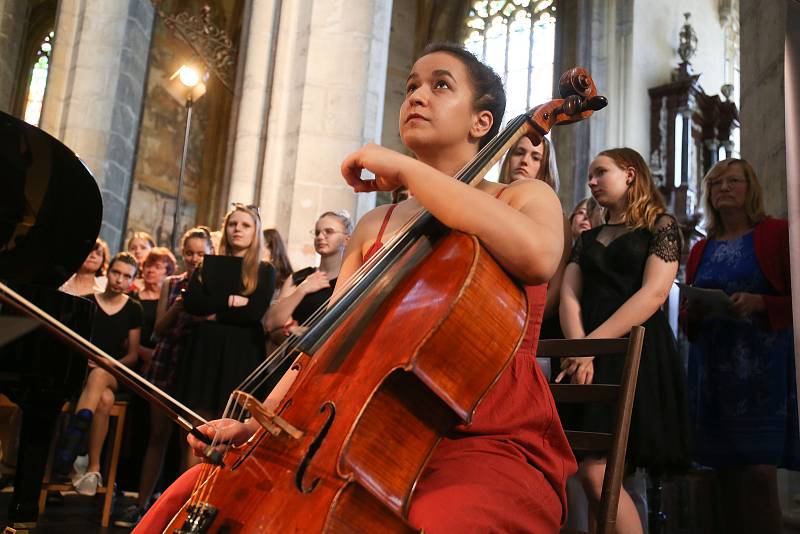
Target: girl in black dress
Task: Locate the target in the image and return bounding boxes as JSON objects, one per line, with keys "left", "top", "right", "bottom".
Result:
{"left": 265, "top": 211, "right": 351, "bottom": 343}
{"left": 178, "top": 204, "right": 275, "bottom": 464}
{"left": 56, "top": 252, "right": 143, "bottom": 496}
{"left": 558, "top": 148, "right": 690, "bottom": 534}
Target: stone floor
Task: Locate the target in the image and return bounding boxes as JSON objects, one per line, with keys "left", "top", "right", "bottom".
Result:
{"left": 0, "top": 488, "right": 133, "bottom": 533}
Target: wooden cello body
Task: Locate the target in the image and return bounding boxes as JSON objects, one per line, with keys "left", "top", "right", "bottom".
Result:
{"left": 166, "top": 231, "right": 527, "bottom": 532}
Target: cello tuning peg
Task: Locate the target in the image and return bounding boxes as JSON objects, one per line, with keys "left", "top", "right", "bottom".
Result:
{"left": 585, "top": 96, "right": 608, "bottom": 112}
{"left": 560, "top": 95, "right": 583, "bottom": 116}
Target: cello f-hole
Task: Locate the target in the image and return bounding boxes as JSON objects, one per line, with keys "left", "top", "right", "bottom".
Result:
{"left": 295, "top": 401, "right": 335, "bottom": 494}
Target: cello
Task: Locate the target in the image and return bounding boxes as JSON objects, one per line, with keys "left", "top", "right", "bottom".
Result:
{"left": 163, "top": 66, "right": 607, "bottom": 533}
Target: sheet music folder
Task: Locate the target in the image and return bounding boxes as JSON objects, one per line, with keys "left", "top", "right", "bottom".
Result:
{"left": 199, "top": 255, "right": 242, "bottom": 297}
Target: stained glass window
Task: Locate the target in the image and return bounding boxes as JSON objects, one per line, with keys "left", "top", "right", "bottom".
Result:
{"left": 465, "top": 0, "right": 556, "bottom": 124}
{"left": 23, "top": 31, "right": 54, "bottom": 127}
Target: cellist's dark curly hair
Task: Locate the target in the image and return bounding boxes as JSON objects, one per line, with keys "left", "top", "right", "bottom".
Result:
{"left": 420, "top": 43, "right": 506, "bottom": 148}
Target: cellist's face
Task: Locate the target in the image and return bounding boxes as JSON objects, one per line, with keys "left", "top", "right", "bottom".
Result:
{"left": 400, "top": 52, "right": 482, "bottom": 154}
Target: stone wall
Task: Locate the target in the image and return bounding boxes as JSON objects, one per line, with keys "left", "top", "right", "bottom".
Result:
{"left": 103, "top": 0, "right": 155, "bottom": 249}
{"left": 124, "top": 1, "right": 243, "bottom": 248}
{"left": 257, "top": 0, "right": 392, "bottom": 268}
{"left": 39, "top": 0, "right": 153, "bottom": 251}
{"left": 740, "top": 0, "right": 787, "bottom": 217}
{"left": 0, "top": 0, "right": 26, "bottom": 113}
{"left": 125, "top": 22, "right": 205, "bottom": 248}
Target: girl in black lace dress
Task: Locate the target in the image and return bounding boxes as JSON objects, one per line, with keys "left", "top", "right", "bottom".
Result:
{"left": 558, "top": 148, "right": 690, "bottom": 534}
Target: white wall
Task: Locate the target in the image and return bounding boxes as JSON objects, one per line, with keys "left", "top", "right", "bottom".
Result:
{"left": 621, "top": 0, "right": 728, "bottom": 157}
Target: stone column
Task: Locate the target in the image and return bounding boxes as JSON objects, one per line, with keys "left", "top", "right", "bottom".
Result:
{"left": 553, "top": 0, "right": 630, "bottom": 209}
{"left": 0, "top": 0, "right": 27, "bottom": 113}
{"left": 39, "top": 0, "right": 154, "bottom": 250}
{"left": 226, "top": 0, "right": 280, "bottom": 206}
{"left": 740, "top": 0, "right": 787, "bottom": 217}
{"left": 258, "top": 0, "right": 393, "bottom": 268}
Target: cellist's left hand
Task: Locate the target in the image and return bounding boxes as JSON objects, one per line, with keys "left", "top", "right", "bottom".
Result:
{"left": 341, "top": 143, "right": 416, "bottom": 193}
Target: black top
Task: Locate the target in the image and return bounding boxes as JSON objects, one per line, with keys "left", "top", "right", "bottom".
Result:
{"left": 567, "top": 214, "right": 690, "bottom": 473}
{"left": 177, "top": 261, "right": 276, "bottom": 414}
{"left": 131, "top": 294, "right": 158, "bottom": 348}
{"left": 291, "top": 267, "right": 336, "bottom": 326}
{"left": 89, "top": 295, "right": 143, "bottom": 360}
{"left": 184, "top": 261, "right": 276, "bottom": 324}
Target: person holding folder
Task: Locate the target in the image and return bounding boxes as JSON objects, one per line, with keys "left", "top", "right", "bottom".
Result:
{"left": 177, "top": 204, "right": 275, "bottom": 467}
{"left": 683, "top": 158, "right": 796, "bottom": 534}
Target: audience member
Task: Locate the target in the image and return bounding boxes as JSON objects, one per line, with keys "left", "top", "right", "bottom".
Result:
{"left": 265, "top": 211, "right": 351, "bottom": 343}
{"left": 569, "top": 197, "right": 606, "bottom": 243}
{"left": 126, "top": 232, "right": 156, "bottom": 292}
{"left": 683, "top": 158, "right": 796, "bottom": 534}
{"left": 500, "top": 136, "right": 567, "bottom": 373}
{"left": 499, "top": 135, "right": 559, "bottom": 190}
{"left": 54, "top": 253, "right": 143, "bottom": 496}
{"left": 558, "top": 147, "right": 690, "bottom": 534}
{"left": 132, "top": 247, "right": 177, "bottom": 363}
{"left": 177, "top": 204, "right": 275, "bottom": 465}
{"left": 262, "top": 228, "right": 293, "bottom": 293}
{"left": 59, "top": 238, "right": 109, "bottom": 296}
{"left": 114, "top": 228, "right": 214, "bottom": 527}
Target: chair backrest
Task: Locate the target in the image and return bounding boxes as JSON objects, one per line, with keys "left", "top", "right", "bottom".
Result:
{"left": 536, "top": 326, "right": 645, "bottom": 534}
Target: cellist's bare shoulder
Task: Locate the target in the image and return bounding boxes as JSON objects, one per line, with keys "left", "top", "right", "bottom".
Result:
{"left": 498, "top": 178, "right": 561, "bottom": 213}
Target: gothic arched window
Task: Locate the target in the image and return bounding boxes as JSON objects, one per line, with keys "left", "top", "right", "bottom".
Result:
{"left": 23, "top": 31, "right": 54, "bottom": 127}
{"left": 464, "top": 0, "right": 556, "bottom": 123}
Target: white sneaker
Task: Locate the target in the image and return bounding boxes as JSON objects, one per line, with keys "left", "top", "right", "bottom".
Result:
{"left": 72, "top": 471, "right": 102, "bottom": 496}
{"left": 72, "top": 454, "right": 88, "bottom": 476}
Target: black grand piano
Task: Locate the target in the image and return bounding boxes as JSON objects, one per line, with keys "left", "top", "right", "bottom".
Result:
{"left": 0, "top": 110, "right": 102, "bottom": 530}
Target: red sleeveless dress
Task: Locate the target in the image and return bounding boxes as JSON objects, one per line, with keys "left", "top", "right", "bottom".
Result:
{"left": 365, "top": 199, "right": 575, "bottom": 533}
{"left": 136, "top": 199, "right": 575, "bottom": 533}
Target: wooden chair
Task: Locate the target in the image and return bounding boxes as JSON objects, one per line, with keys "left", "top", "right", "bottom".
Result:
{"left": 537, "top": 325, "right": 645, "bottom": 534}
{"left": 38, "top": 401, "right": 128, "bottom": 527}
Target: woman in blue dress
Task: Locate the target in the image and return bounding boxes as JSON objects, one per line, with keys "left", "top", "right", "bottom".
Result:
{"left": 684, "top": 158, "right": 796, "bottom": 534}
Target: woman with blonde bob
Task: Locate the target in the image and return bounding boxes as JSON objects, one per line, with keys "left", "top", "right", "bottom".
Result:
{"left": 559, "top": 147, "right": 690, "bottom": 534}
{"left": 683, "top": 158, "right": 795, "bottom": 534}
{"left": 177, "top": 204, "right": 275, "bottom": 437}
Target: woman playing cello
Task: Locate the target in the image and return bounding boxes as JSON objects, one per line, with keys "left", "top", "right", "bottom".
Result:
{"left": 136, "top": 43, "right": 575, "bottom": 533}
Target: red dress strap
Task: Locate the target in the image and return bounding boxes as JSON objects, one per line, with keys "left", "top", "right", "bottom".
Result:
{"left": 363, "top": 204, "right": 397, "bottom": 262}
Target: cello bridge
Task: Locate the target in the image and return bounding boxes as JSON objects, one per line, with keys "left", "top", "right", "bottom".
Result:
{"left": 231, "top": 390, "right": 304, "bottom": 440}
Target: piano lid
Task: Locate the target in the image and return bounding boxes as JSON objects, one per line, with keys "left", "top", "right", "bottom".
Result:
{"left": 0, "top": 111, "right": 102, "bottom": 288}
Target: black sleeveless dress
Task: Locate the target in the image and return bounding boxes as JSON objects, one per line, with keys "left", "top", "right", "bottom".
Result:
{"left": 568, "top": 214, "right": 690, "bottom": 473}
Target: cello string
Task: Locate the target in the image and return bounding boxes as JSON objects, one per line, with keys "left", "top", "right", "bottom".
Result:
{"left": 233, "top": 224, "right": 410, "bottom": 398}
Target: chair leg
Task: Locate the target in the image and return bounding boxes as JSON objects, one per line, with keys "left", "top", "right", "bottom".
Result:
{"left": 588, "top": 499, "right": 598, "bottom": 533}
{"left": 100, "top": 404, "right": 127, "bottom": 528}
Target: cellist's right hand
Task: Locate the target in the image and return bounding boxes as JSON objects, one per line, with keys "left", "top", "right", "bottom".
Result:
{"left": 187, "top": 418, "right": 259, "bottom": 459}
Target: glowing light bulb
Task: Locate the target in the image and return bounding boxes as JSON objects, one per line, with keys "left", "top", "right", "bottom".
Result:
{"left": 178, "top": 66, "right": 200, "bottom": 88}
